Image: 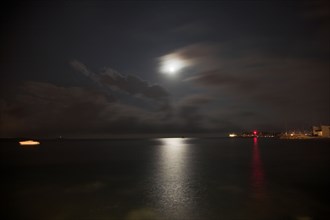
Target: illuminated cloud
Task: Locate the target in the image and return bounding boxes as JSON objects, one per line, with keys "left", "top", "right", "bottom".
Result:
{"left": 70, "top": 60, "right": 169, "bottom": 102}
{"left": 162, "top": 40, "right": 330, "bottom": 130}
{"left": 159, "top": 43, "right": 220, "bottom": 72}
{"left": 100, "top": 68, "right": 169, "bottom": 101}
{"left": 159, "top": 54, "right": 191, "bottom": 75}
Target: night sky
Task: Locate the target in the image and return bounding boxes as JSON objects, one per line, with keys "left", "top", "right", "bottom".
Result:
{"left": 1, "top": 0, "right": 329, "bottom": 138}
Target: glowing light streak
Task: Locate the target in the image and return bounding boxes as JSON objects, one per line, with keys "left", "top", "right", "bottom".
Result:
{"left": 19, "top": 140, "right": 40, "bottom": 146}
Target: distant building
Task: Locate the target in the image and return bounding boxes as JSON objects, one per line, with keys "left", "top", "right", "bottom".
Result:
{"left": 312, "top": 125, "right": 330, "bottom": 137}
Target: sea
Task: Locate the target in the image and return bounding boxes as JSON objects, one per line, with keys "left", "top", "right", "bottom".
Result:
{"left": 1, "top": 137, "right": 330, "bottom": 220}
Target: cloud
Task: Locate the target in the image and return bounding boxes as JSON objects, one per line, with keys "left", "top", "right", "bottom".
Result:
{"left": 70, "top": 60, "right": 90, "bottom": 77}
{"left": 177, "top": 94, "right": 214, "bottom": 106}
{"left": 184, "top": 69, "right": 258, "bottom": 92}
{"left": 171, "top": 94, "right": 222, "bottom": 133}
{"left": 158, "top": 43, "right": 220, "bottom": 72}
{"left": 161, "top": 41, "right": 330, "bottom": 130}
{"left": 168, "top": 43, "right": 329, "bottom": 101}
{"left": 70, "top": 60, "right": 169, "bottom": 102}
{"left": 100, "top": 69, "right": 169, "bottom": 101}
{"left": 0, "top": 80, "right": 231, "bottom": 137}
{"left": 0, "top": 81, "right": 209, "bottom": 137}
{"left": 0, "top": 81, "right": 116, "bottom": 136}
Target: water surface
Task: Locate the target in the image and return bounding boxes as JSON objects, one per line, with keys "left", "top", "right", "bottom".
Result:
{"left": 1, "top": 138, "right": 330, "bottom": 220}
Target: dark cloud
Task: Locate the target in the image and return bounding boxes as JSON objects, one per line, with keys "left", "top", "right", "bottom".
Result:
{"left": 162, "top": 41, "right": 330, "bottom": 130}
{"left": 0, "top": 81, "right": 217, "bottom": 137}
{"left": 0, "top": 81, "right": 114, "bottom": 136}
{"left": 175, "top": 94, "right": 214, "bottom": 132}
{"left": 177, "top": 94, "right": 214, "bottom": 106}
{"left": 185, "top": 69, "right": 259, "bottom": 93}
{"left": 70, "top": 60, "right": 169, "bottom": 102}
{"left": 0, "top": 80, "right": 235, "bottom": 137}
{"left": 100, "top": 69, "right": 169, "bottom": 101}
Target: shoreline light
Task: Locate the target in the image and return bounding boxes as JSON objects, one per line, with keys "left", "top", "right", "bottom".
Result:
{"left": 229, "top": 133, "right": 237, "bottom": 137}
{"left": 19, "top": 140, "right": 40, "bottom": 146}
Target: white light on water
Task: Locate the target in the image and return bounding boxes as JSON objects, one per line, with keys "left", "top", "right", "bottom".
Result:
{"left": 151, "top": 138, "right": 194, "bottom": 218}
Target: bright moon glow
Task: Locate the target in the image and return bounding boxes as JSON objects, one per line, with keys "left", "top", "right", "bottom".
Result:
{"left": 160, "top": 55, "right": 188, "bottom": 75}
{"left": 162, "top": 59, "right": 184, "bottom": 74}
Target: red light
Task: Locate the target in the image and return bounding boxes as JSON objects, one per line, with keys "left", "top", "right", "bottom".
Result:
{"left": 253, "top": 130, "right": 257, "bottom": 135}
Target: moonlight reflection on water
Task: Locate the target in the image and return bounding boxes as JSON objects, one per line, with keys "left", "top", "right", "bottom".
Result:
{"left": 150, "top": 138, "right": 195, "bottom": 219}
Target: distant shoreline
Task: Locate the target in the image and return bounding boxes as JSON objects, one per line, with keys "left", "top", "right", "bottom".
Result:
{"left": 1, "top": 136, "right": 329, "bottom": 141}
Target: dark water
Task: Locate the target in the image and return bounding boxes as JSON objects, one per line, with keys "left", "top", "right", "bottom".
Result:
{"left": 1, "top": 138, "right": 330, "bottom": 220}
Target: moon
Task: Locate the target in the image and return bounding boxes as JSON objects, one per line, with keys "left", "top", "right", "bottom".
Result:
{"left": 160, "top": 55, "right": 187, "bottom": 75}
